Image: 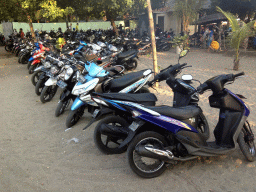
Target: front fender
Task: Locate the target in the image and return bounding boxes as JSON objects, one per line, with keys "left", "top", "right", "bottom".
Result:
{"left": 60, "top": 90, "right": 71, "bottom": 101}
{"left": 45, "top": 78, "right": 57, "bottom": 86}
{"left": 71, "top": 97, "right": 86, "bottom": 111}
{"left": 31, "top": 59, "right": 40, "bottom": 65}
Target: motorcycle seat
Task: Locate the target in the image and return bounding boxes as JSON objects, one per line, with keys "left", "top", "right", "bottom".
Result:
{"left": 118, "top": 50, "right": 137, "bottom": 59}
{"left": 145, "top": 105, "right": 201, "bottom": 120}
{"left": 108, "top": 69, "right": 149, "bottom": 92}
{"left": 93, "top": 92, "right": 157, "bottom": 106}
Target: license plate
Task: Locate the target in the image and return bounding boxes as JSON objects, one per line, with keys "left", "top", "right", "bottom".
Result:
{"left": 57, "top": 80, "right": 67, "bottom": 89}
{"left": 129, "top": 122, "right": 139, "bottom": 131}
{"left": 92, "top": 109, "right": 100, "bottom": 118}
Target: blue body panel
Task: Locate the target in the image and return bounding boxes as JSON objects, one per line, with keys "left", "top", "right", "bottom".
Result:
{"left": 71, "top": 97, "right": 85, "bottom": 110}
{"left": 103, "top": 99, "right": 198, "bottom": 134}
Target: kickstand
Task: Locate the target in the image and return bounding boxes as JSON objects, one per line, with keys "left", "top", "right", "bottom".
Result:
{"left": 83, "top": 118, "right": 97, "bottom": 130}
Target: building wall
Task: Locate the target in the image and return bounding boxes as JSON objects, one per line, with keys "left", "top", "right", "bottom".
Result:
{"left": 12, "top": 21, "right": 125, "bottom": 34}
{"left": 155, "top": 12, "right": 181, "bottom": 35}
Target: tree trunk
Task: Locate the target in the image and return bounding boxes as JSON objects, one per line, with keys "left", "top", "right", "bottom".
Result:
{"left": 65, "top": 15, "right": 69, "bottom": 30}
{"left": 110, "top": 19, "right": 119, "bottom": 36}
{"left": 147, "top": 0, "right": 158, "bottom": 88}
{"left": 233, "top": 50, "right": 240, "bottom": 70}
{"left": 27, "top": 15, "right": 36, "bottom": 42}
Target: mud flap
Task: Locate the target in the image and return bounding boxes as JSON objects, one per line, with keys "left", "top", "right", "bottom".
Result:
{"left": 83, "top": 107, "right": 114, "bottom": 130}
{"left": 118, "top": 120, "right": 145, "bottom": 148}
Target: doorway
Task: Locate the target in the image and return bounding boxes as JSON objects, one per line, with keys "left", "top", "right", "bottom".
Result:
{"left": 158, "top": 16, "right": 165, "bottom": 32}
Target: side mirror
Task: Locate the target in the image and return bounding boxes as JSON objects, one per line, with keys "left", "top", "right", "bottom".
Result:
{"left": 182, "top": 74, "right": 193, "bottom": 83}
{"left": 179, "top": 49, "right": 189, "bottom": 59}
{"left": 178, "top": 49, "right": 189, "bottom": 64}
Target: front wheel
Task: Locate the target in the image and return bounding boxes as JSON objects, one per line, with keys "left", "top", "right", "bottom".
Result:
{"left": 28, "top": 64, "right": 38, "bottom": 74}
{"left": 66, "top": 105, "right": 86, "bottom": 128}
{"left": 31, "top": 71, "right": 43, "bottom": 86}
{"left": 94, "top": 115, "right": 130, "bottom": 154}
{"left": 127, "top": 131, "right": 168, "bottom": 178}
{"left": 238, "top": 123, "right": 256, "bottom": 162}
{"left": 40, "top": 85, "right": 58, "bottom": 103}
{"left": 135, "top": 87, "right": 150, "bottom": 93}
{"left": 55, "top": 99, "right": 71, "bottom": 117}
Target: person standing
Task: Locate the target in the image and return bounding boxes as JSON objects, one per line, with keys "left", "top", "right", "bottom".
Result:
{"left": 76, "top": 23, "right": 79, "bottom": 31}
{"left": 19, "top": 28, "right": 25, "bottom": 39}
{"left": 207, "top": 26, "right": 214, "bottom": 52}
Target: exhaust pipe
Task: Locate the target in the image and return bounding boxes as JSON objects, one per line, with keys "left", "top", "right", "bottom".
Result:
{"left": 135, "top": 145, "right": 174, "bottom": 161}
{"left": 99, "top": 124, "right": 128, "bottom": 138}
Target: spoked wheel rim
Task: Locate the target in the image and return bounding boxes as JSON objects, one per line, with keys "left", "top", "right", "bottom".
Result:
{"left": 42, "top": 86, "right": 57, "bottom": 102}
{"left": 100, "top": 122, "right": 128, "bottom": 149}
{"left": 133, "top": 137, "right": 165, "bottom": 173}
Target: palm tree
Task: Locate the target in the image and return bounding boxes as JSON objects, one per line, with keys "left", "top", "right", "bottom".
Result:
{"left": 217, "top": 6, "right": 255, "bottom": 70}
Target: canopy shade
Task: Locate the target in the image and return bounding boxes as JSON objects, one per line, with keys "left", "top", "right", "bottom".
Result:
{"left": 193, "top": 13, "right": 227, "bottom": 25}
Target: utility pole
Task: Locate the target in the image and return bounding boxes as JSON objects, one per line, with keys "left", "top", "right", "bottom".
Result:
{"left": 147, "top": 0, "right": 158, "bottom": 87}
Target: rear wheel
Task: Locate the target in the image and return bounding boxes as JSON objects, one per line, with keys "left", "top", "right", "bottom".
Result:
{"left": 5, "top": 45, "right": 11, "bottom": 52}
{"left": 238, "top": 123, "right": 256, "bottom": 162}
{"left": 127, "top": 131, "right": 168, "bottom": 178}
{"left": 94, "top": 116, "right": 130, "bottom": 154}
{"left": 40, "top": 85, "right": 58, "bottom": 103}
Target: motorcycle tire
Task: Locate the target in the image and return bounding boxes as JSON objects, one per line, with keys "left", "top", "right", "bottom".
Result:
{"left": 5, "top": 45, "right": 11, "bottom": 52}
{"left": 55, "top": 99, "right": 71, "bottom": 117}
{"left": 40, "top": 85, "right": 58, "bottom": 103}
{"left": 238, "top": 124, "right": 256, "bottom": 162}
{"left": 20, "top": 54, "right": 28, "bottom": 64}
{"left": 35, "top": 78, "right": 47, "bottom": 96}
{"left": 94, "top": 115, "right": 130, "bottom": 154}
{"left": 28, "top": 64, "right": 38, "bottom": 74}
{"left": 31, "top": 71, "right": 43, "bottom": 86}
{"left": 27, "top": 61, "right": 32, "bottom": 69}
{"left": 127, "top": 131, "right": 168, "bottom": 178}
{"left": 127, "top": 58, "right": 138, "bottom": 71}
{"left": 135, "top": 87, "right": 150, "bottom": 93}
{"left": 66, "top": 105, "right": 86, "bottom": 128}
{"left": 163, "top": 44, "right": 171, "bottom": 51}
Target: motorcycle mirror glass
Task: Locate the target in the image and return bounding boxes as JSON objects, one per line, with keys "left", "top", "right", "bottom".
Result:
{"left": 182, "top": 74, "right": 193, "bottom": 81}
{"left": 179, "top": 49, "right": 189, "bottom": 58}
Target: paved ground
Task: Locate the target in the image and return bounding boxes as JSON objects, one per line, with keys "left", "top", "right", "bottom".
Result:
{"left": 0, "top": 46, "right": 256, "bottom": 192}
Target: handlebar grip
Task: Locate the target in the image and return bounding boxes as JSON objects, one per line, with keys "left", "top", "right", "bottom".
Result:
{"left": 180, "top": 63, "right": 187, "bottom": 67}
{"left": 234, "top": 72, "right": 245, "bottom": 78}
{"left": 197, "top": 83, "right": 208, "bottom": 94}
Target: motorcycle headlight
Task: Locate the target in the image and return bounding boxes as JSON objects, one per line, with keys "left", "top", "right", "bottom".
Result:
{"left": 44, "top": 61, "right": 51, "bottom": 68}
{"left": 64, "top": 67, "right": 74, "bottom": 80}
{"left": 50, "top": 66, "right": 59, "bottom": 75}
